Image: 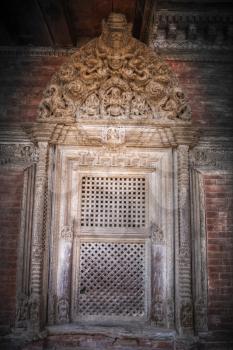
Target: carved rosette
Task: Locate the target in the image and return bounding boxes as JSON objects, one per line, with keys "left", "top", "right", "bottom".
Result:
{"left": 38, "top": 13, "right": 191, "bottom": 124}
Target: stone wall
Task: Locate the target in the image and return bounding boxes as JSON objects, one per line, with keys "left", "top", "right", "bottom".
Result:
{"left": 167, "top": 61, "right": 233, "bottom": 127}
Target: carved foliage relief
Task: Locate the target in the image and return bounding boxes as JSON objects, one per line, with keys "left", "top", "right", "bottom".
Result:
{"left": 38, "top": 13, "right": 191, "bottom": 123}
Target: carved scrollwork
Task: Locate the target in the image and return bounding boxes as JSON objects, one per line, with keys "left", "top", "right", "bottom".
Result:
{"left": 38, "top": 13, "right": 191, "bottom": 123}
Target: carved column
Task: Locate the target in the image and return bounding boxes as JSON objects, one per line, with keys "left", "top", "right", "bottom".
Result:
{"left": 177, "top": 144, "right": 193, "bottom": 334}
{"left": 15, "top": 165, "right": 36, "bottom": 331}
{"left": 29, "top": 142, "right": 48, "bottom": 332}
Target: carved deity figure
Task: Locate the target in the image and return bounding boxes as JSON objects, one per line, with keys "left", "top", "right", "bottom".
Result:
{"left": 101, "top": 12, "right": 132, "bottom": 49}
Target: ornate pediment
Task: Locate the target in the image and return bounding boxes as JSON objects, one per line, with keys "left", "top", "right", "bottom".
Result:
{"left": 38, "top": 13, "right": 191, "bottom": 124}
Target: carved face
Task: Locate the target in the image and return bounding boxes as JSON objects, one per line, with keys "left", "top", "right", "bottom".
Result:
{"left": 109, "top": 31, "right": 128, "bottom": 49}
{"left": 108, "top": 55, "right": 123, "bottom": 70}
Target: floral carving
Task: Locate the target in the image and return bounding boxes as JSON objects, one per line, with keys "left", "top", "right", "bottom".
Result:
{"left": 38, "top": 13, "right": 191, "bottom": 123}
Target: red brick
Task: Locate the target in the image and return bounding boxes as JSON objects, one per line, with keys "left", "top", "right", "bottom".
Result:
{"left": 0, "top": 170, "right": 23, "bottom": 326}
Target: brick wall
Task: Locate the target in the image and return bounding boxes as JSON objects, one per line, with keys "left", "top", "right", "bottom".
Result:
{"left": 0, "top": 55, "right": 66, "bottom": 123}
{"left": 204, "top": 174, "right": 233, "bottom": 330}
{"left": 167, "top": 61, "right": 233, "bottom": 127}
{"left": 0, "top": 169, "right": 24, "bottom": 329}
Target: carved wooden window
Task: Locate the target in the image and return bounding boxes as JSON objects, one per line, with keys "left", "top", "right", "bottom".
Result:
{"left": 77, "top": 241, "right": 146, "bottom": 319}
{"left": 73, "top": 171, "right": 150, "bottom": 322}
{"left": 80, "top": 175, "right": 146, "bottom": 229}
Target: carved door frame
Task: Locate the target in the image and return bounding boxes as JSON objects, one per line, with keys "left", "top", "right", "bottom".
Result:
{"left": 46, "top": 145, "right": 175, "bottom": 328}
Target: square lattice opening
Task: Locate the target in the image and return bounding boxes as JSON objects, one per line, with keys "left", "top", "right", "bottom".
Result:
{"left": 80, "top": 176, "right": 147, "bottom": 229}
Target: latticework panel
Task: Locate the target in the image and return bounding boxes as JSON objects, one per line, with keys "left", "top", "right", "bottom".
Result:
{"left": 77, "top": 241, "right": 146, "bottom": 318}
{"left": 80, "top": 176, "right": 146, "bottom": 228}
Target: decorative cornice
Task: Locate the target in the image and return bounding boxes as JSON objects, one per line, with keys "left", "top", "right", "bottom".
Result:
{"left": 0, "top": 46, "right": 232, "bottom": 63}
{"left": 0, "top": 46, "right": 75, "bottom": 57}
{"left": 149, "top": 8, "right": 233, "bottom": 57}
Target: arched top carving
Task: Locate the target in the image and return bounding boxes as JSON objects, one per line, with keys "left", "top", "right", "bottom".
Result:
{"left": 38, "top": 13, "right": 191, "bottom": 124}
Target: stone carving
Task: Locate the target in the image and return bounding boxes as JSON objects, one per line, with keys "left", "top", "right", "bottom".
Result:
{"left": 0, "top": 144, "right": 38, "bottom": 166}
{"left": 102, "top": 127, "right": 125, "bottom": 150}
{"left": 153, "top": 296, "right": 165, "bottom": 326}
{"left": 150, "top": 223, "right": 165, "bottom": 244}
{"left": 167, "top": 299, "right": 175, "bottom": 327}
{"left": 150, "top": 10, "right": 233, "bottom": 51}
{"left": 71, "top": 150, "right": 161, "bottom": 169}
{"left": 32, "top": 245, "right": 43, "bottom": 259}
{"left": 60, "top": 226, "right": 73, "bottom": 241}
{"left": 57, "top": 297, "right": 70, "bottom": 323}
{"left": 30, "top": 142, "right": 48, "bottom": 331}
{"left": 195, "top": 298, "right": 208, "bottom": 331}
{"left": 16, "top": 293, "right": 29, "bottom": 328}
{"left": 29, "top": 293, "right": 40, "bottom": 324}
{"left": 179, "top": 242, "right": 192, "bottom": 300}
{"left": 180, "top": 301, "right": 193, "bottom": 328}
{"left": 38, "top": 13, "right": 191, "bottom": 123}
{"left": 190, "top": 147, "right": 233, "bottom": 170}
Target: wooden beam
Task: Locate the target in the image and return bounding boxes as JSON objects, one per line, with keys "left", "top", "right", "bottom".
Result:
{"left": 1, "top": 0, "right": 53, "bottom": 46}
{"left": 36, "top": 0, "right": 74, "bottom": 46}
